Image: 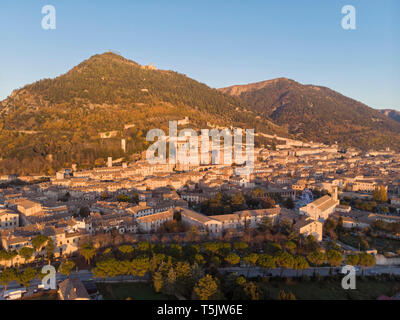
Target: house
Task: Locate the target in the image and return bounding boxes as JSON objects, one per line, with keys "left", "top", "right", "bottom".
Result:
{"left": 136, "top": 209, "right": 174, "bottom": 233}
{"left": 293, "top": 218, "right": 323, "bottom": 241}
{"left": 58, "top": 278, "right": 90, "bottom": 300}
{"left": 179, "top": 208, "right": 222, "bottom": 235}
{"left": 391, "top": 198, "right": 400, "bottom": 207}
{"left": 0, "top": 210, "right": 19, "bottom": 230}
{"left": 13, "top": 199, "right": 42, "bottom": 216}
{"left": 335, "top": 204, "right": 351, "bottom": 213}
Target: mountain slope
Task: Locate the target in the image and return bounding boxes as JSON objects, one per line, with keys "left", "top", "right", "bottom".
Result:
{"left": 0, "top": 52, "right": 287, "bottom": 175}
{"left": 221, "top": 78, "right": 400, "bottom": 150}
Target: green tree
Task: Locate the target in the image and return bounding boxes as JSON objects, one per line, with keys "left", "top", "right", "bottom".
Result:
{"left": 118, "top": 245, "right": 134, "bottom": 255}
{"left": 80, "top": 243, "right": 97, "bottom": 265}
{"left": 45, "top": 239, "right": 55, "bottom": 262}
{"left": 243, "top": 253, "right": 258, "bottom": 277}
{"left": 277, "top": 290, "right": 296, "bottom": 300}
{"left": 0, "top": 268, "right": 17, "bottom": 292}
{"left": 233, "top": 241, "right": 249, "bottom": 252}
{"left": 32, "top": 235, "right": 48, "bottom": 251}
{"left": 129, "top": 257, "right": 150, "bottom": 277}
{"left": 373, "top": 186, "right": 388, "bottom": 203}
{"left": 293, "top": 255, "right": 310, "bottom": 277}
{"left": 307, "top": 251, "right": 326, "bottom": 274}
{"left": 153, "top": 271, "right": 163, "bottom": 293}
{"left": 257, "top": 217, "right": 273, "bottom": 232}
{"left": 326, "top": 250, "right": 343, "bottom": 270}
{"left": 164, "top": 267, "right": 177, "bottom": 296}
{"left": 257, "top": 254, "right": 276, "bottom": 276}
{"left": 225, "top": 253, "right": 240, "bottom": 266}
{"left": 17, "top": 267, "right": 37, "bottom": 287}
{"left": 59, "top": 260, "right": 76, "bottom": 276}
{"left": 345, "top": 254, "right": 360, "bottom": 266}
{"left": 243, "top": 282, "right": 261, "bottom": 300}
{"left": 275, "top": 251, "right": 295, "bottom": 277}
{"left": 194, "top": 274, "right": 218, "bottom": 300}
{"left": 359, "top": 253, "right": 376, "bottom": 275}
{"left": 194, "top": 254, "right": 206, "bottom": 266}
{"left": 285, "top": 241, "right": 297, "bottom": 254}
{"left": 18, "top": 247, "right": 34, "bottom": 261}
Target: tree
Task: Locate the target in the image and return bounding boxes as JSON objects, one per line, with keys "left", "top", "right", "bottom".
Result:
{"left": 285, "top": 241, "right": 297, "bottom": 254}
{"left": 194, "top": 254, "right": 206, "bottom": 266}
{"left": 231, "top": 192, "right": 246, "bottom": 211}
{"left": 326, "top": 250, "right": 343, "bottom": 270}
{"left": 359, "top": 253, "right": 376, "bottom": 275}
{"left": 293, "top": 255, "right": 310, "bottom": 277}
{"left": 32, "top": 235, "right": 48, "bottom": 251}
{"left": 17, "top": 267, "right": 37, "bottom": 287}
{"left": 277, "top": 290, "right": 296, "bottom": 300}
{"left": 257, "top": 254, "right": 276, "bottom": 276}
{"left": 0, "top": 250, "right": 18, "bottom": 262}
{"left": 129, "top": 257, "right": 150, "bottom": 277}
{"left": 153, "top": 271, "right": 163, "bottom": 293}
{"left": 284, "top": 198, "right": 295, "bottom": 209}
{"left": 307, "top": 251, "right": 326, "bottom": 274}
{"left": 252, "top": 188, "right": 264, "bottom": 198}
{"left": 275, "top": 251, "right": 295, "bottom": 277}
{"left": 243, "top": 253, "right": 259, "bottom": 277}
{"left": 0, "top": 268, "right": 16, "bottom": 292}
{"left": 225, "top": 253, "right": 240, "bottom": 266}
{"left": 80, "top": 243, "right": 97, "bottom": 265}
{"left": 257, "top": 217, "right": 273, "bottom": 232}
{"left": 78, "top": 207, "right": 90, "bottom": 218}
{"left": 18, "top": 247, "right": 34, "bottom": 261}
{"left": 233, "top": 241, "right": 248, "bottom": 252}
{"left": 59, "top": 260, "right": 76, "bottom": 276}
{"left": 243, "top": 281, "right": 261, "bottom": 300}
{"left": 164, "top": 267, "right": 177, "bottom": 296}
{"left": 194, "top": 274, "right": 218, "bottom": 300}
{"left": 45, "top": 239, "right": 55, "bottom": 262}
{"left": 118, "top": 245, "right": 134, "bottom": 256}
{"left": 345, "top": 254, "right": 360, "bottom": 266}
{"left": 373, "top": 186, "right": 388, "bottom": 203}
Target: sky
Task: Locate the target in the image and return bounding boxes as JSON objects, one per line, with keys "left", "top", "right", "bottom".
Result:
{"left": 0, "top": 0, "right": 399, "bottom": 109}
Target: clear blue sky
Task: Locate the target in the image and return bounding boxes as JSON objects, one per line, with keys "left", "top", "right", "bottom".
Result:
{"left": 0, "top": 0, "right": 399, "bottom": 109}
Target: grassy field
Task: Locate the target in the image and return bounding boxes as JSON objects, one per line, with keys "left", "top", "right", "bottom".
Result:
{"left": 96, "top": 282, "right": 175, "bottom": 300}
{"left": 339, "top": 232, "right": 400, "bottom": 253}
{"left": 22, "top": 291, "right": 59, "bottom": 300}
{"left": 260, "top": 277, "right": 400, "bottom": 300}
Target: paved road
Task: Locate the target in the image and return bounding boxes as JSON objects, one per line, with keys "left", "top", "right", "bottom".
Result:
{"left": 219, "top": 265, "right": 400, "bottom": 278}
{"left": 2, "top": 265, "right": 400, "bottom": 294}
{"left": 0, "top": 270, "right": 145, "bottom": 293}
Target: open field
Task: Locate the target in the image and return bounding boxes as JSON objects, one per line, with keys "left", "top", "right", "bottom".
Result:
{"left": 96, "top": 282, "right": 175, "bottom": 300}
{"left": 260, "top": 277, "right": 400, "bottom": 300}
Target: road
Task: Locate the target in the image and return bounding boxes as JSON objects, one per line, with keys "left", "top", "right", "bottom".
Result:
{"left": 2, "top": 265, "right": 400, "bottom": 293}
{"left": 219, "top": 265, "right": 400, "bottom": 278}
{"left": 0, "top": 270, "right": 146, "bottom": 293}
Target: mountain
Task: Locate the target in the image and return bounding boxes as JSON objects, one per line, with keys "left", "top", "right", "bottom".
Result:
{"left": 0, "top": 52, "right": 287, "bottom": 175}
{"left": 380, "top": 109, "right": 400, "bottom": 123}
{"left": 220, "top": 78, "right": 400, "bottom": 150}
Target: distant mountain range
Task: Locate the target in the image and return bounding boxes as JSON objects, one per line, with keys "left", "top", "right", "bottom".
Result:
{"left": 220, "top": 78, "right": 400, "bottom": 150}
{"left": 380, "top": 109, "right": 400, "bottom": 123}
{"left": 0, "top": 52, "right": 399, "bottom": 175}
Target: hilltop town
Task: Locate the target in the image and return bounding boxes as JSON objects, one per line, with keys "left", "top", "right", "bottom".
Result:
{"left": 1, "top": 124, "right": 399, "bottom": 261}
